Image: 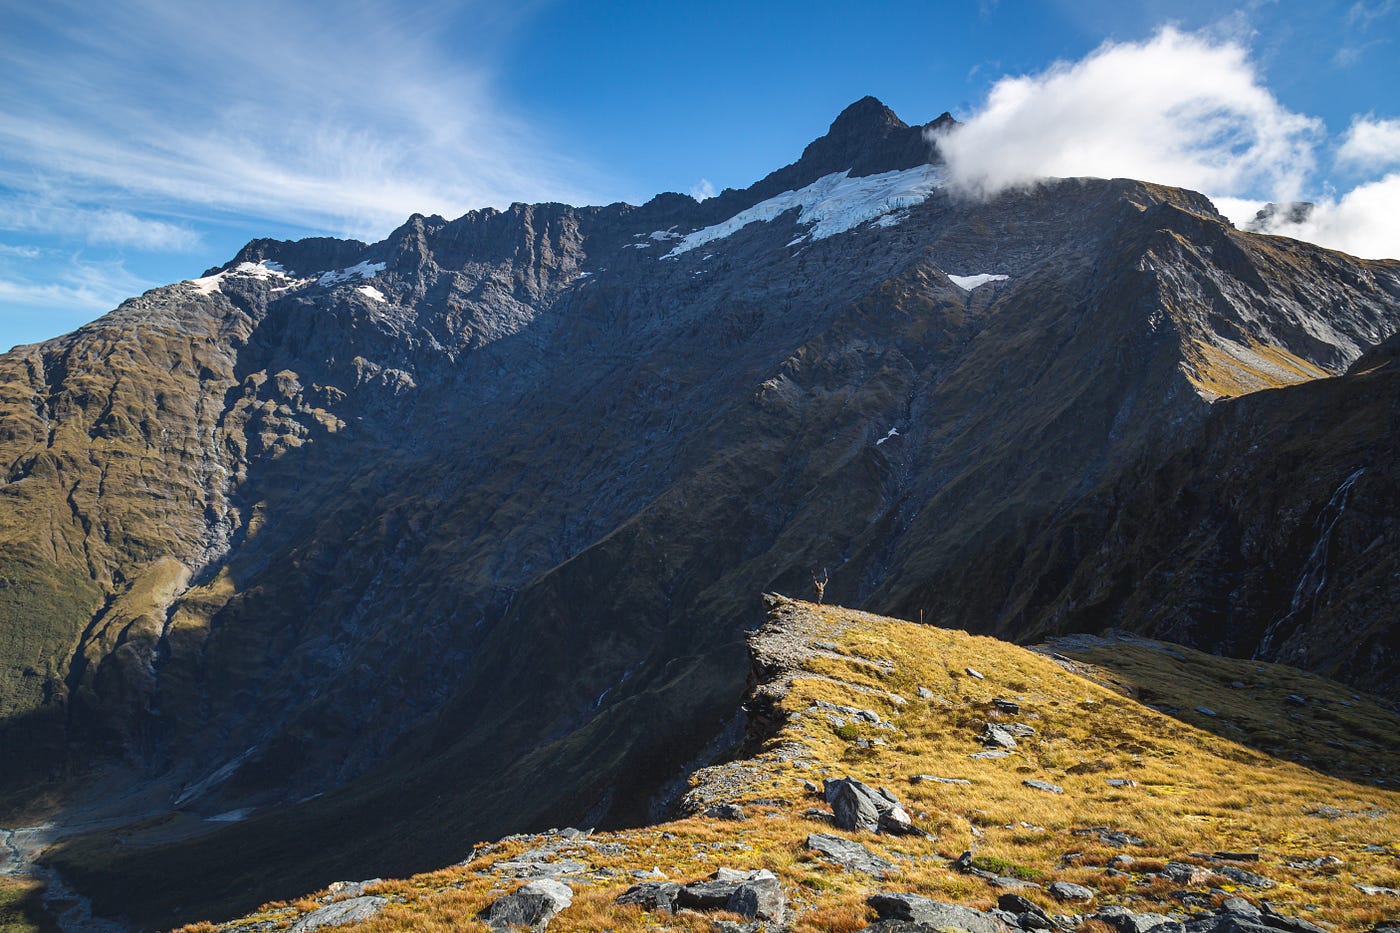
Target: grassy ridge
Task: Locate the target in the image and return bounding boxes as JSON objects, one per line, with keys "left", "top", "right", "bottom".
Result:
{"left": 173, "top": 600, "right": 1400, "bottom": 933}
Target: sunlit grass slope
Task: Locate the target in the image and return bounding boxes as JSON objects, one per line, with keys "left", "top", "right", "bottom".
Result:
{"left": 180, "top": 599, "right": 1400, "bottom": 933}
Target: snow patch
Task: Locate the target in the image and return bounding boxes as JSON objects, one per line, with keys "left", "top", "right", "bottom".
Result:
{"left": 186, "top": 260, "right": 288, "bottom": 295}
{"left": 875, "top": 427, "right": 900, "bottom": 445}
{"left": 357, "top": 285, "right": 387, "bottom": 303}
{"left": 663, "top": 165, "right": 943, "bottom": 258}
{"left": 948, "top": 273, "right": 1009, "bottom": 291}
{"left": 649, "top": 227, "right": 684, "bottom": 241}
{"left": 205, "top": 808, "right": 252, "bottom": 823}
{"left": 622, "top": 242, "right": 651, "bottom": 249}
{"left": 319, "top": 261, "right": 386, "bottom": 286}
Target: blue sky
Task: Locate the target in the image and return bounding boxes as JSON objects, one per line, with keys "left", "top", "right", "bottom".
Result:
{"left": 1, "top": 0, "right": 1398, "bottom": 350}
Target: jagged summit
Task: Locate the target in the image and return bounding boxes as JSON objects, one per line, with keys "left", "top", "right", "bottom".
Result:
{"left": 800, "top": 95, "right": 954, "bottom": 179}
{"left": 699, "top": 96, "right": 953, "bottom": 218}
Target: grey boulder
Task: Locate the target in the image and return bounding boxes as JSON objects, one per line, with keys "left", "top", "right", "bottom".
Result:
{"left": 867, "top": 892, "right": 1005, "bottom": 933}
{"left": 615, "top": 881, "right": 681, "bottom": 913}
{"left": 984, "top": 724, "right": 1018, "bottom": 749}
{"left": 1048, "top": 881, "right": 1094, "bottom": 902}
{"left": 727, "top": 876, "right": 787, "bottom": 924}
{"left": 483, "top": 879, "right": 573, "bottom": 930}
{"left": 824, "top": 777, "right": 915, "bottom": 834}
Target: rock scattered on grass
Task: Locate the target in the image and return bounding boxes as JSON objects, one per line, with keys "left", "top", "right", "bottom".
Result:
{"left": 704, "top": 803, "right": 748, "bottom": 821}
{"left": 1163, "top": 861, "right": 1214, "bottom": 886}
{"left": 984, "top": 724, "right": 1019, "bottom": 749}
{"left": 1215, "top": 865, "right": 1275, "bottom": 888}
{"left": 615, "top": 881, "right": 680, "bottom": 913}
{"left": 1357, "top": 883, "right": 1400, "bottom": 896}
{"left": 1023, "top": 779, "right": 1064, "bottom": 794}
{"left": 482, "top": 880, "right": 572, "bottom": 931}
{"left": 621, "top": 869, "right": 787, "bottom": 925}
{"left": 966, "top": 667, "right": 986, "bottom": 680}
{"left": 1048, "top": 881, "right": 1095, "bottom": 902}
{"left": 806, "top": 832, "right": 896, "bottom": 877}
{"left": 998, "top": 893, "right": 1056, "bottom": 930}
{"left": 1073, "top": 827, "right": 1146, "bottom": 847}
{"left": 867, "top": 892, "right": 1004, "bottom": 933}
{"left": 289, "top": 897, "right": 387, "bottom": 933}
{"left": 824, "top": 776, "right": 916, "bottom": 834}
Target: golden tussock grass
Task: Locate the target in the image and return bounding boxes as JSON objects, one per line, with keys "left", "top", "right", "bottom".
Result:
{"left": 176, "top": 601, "right": 1400, "bottom": 933}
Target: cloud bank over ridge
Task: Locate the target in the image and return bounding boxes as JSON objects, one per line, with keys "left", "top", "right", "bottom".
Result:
{"left": 929, "top": 28, "right": 1400, "bottom": 261}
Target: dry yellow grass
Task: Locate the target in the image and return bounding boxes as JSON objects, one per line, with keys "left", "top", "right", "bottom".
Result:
{"left": 177, "top": 601, "right": 1400, "bottom": 933}
{"left": 1183, "top": 337, "right": 1330, "bottom": 400}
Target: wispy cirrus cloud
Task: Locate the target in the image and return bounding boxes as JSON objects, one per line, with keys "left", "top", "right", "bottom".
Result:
{"left": 0, "top": 198, "right": 201, "bottom": 252}
{"left": 0, "top": 257, "right": 154, "bottom": 317}
{"left": 0, "top": 0, "right": 604, "bottom": 244}
{"left": 931, "top": 27, "right": 1400, "bottom": 260}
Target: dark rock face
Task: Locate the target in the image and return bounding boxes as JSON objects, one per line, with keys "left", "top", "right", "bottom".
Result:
{"left": 0, "top": 96, "right": 1397, "bottom": 928}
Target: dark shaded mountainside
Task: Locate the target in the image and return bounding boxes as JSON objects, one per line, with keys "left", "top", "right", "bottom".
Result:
{"left": 0, "top": 97, "right": 1397, "bottom": 927}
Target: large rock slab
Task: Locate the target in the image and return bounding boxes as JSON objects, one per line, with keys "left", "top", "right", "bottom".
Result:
{"left": 807, "top": 832, "right": 896, "bottom": 877}
{"left": 289, "top": 896, "right": 388, "bottom": 933}
{"left": 483, "top": 879, "right": 573, "bottom": 930}
{"left": 615, "top": 881, "right": 681, "bottom": 913}
{"left": 868, "top": 892, "right": 1006, "bottom": 933}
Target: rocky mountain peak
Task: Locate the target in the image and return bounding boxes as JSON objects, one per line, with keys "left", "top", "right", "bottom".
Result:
{"left": 763, "top": 96, "right": 952, "bottom": 191}
{"left": 686, "top": 97, "right": 955, "bottom": 223}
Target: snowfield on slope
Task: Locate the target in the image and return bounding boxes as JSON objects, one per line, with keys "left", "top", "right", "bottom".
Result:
{"left": 662, "top": 165, "right": 944, "bottom": 258}
{"left": 186, "top": 260, "right": 290, "bottom": 295}
{"left": 948, "top": 273, "right": 1010, "bottom": 290}
{"left": 319, "top": 261, "right": 386, "bottom": 286}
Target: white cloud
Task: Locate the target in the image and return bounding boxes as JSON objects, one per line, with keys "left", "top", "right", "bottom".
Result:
{"left": 931, "top": 28, "right": 1320, "bottom": 202}
{"left": 1245, "top": 173, "right": 1400, "bottom": 261}
{"left": 1337, "top": 115, "right": 1400, "bottom": 171}
{"left": 690, "top": 179, "right": 717, "bottom": 201}
{"left": 0, "top": 0, "right": 605, "bottom": 243}
{"left": 932, "top": 27, "right": 1400, "bottom": 261}
{"left": 0, "top": 244, "right": 43, "bottom": 259}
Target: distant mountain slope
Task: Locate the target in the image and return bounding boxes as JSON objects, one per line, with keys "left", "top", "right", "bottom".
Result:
{"left": 0, "top": 98, "right": 1396, "bottom": 927}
